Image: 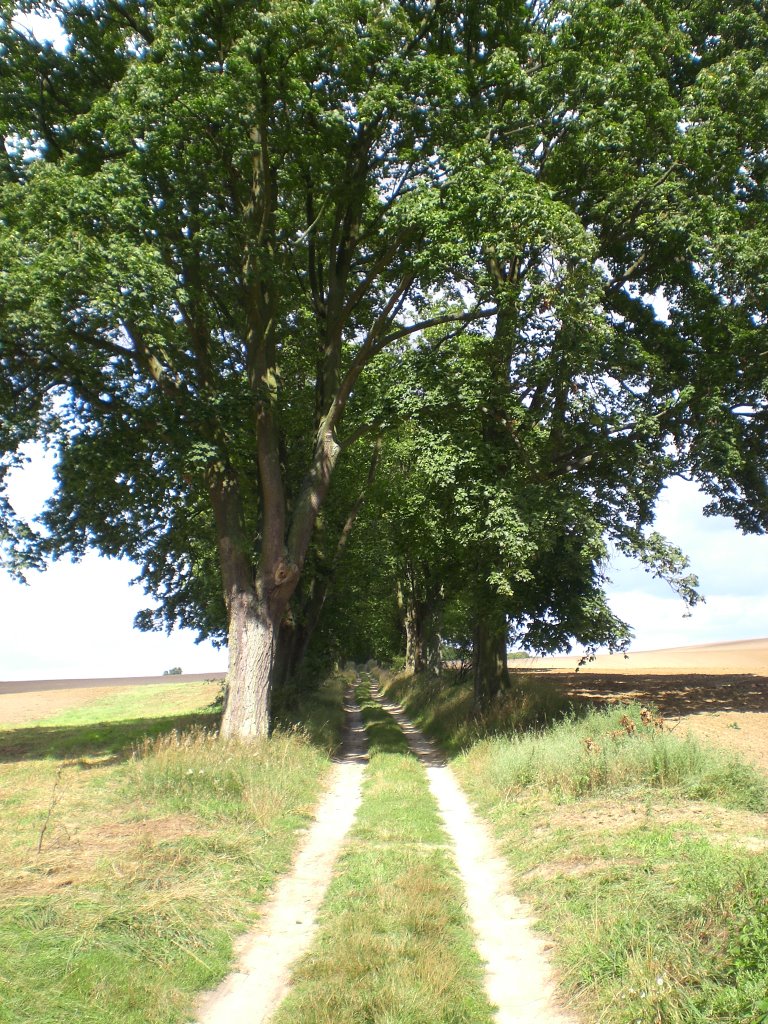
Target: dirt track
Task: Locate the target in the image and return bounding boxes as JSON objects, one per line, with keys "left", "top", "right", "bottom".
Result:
{"left": 519, "top": 637, "right": 768, "bottom": 775}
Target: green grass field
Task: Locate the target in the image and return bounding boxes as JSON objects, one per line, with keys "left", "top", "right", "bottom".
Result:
{"left": 0, "top": 677, "right": 345, "bottom": 1024}
{"left": 383, "top": 669, "right": 768, "bottom": 1024}
{"left": 4, "top": 667, "right": 767, "bottom": 1024}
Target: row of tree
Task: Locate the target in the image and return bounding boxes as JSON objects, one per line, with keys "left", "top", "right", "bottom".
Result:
{"left": 2, "top": 0, "right": 766, "bottom": 736}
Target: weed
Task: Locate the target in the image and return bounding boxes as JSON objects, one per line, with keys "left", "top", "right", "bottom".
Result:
{"left": 471, "top": 702, "right": 767, "bottom": 809}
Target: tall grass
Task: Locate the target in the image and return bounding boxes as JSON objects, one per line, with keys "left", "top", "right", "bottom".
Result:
{"left": 0, "top": 672, "right": 347, "bottom": 1024}
{"left": 384, "top": 670, "right": 767, "bottom": 811}
{"left": 474, "top": 703, "right": 768, "bottom": 810}
{"left": 385, "top": 669, "right": 577, "bottom": 755}
{"left": 381, "top": 668, "right": 768, "bottom": 1024}
{"left": 131, "top": 726, "right": 329, "bottom": 826}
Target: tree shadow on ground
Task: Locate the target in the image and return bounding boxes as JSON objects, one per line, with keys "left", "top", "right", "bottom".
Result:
{"left": 512, "top": 670, "right": 768, "bottom": 717}
{"left": 0, "top": 711, "right": 222, "bottom": 764}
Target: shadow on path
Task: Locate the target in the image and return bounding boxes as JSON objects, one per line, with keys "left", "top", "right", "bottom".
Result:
{"left": 332, "top": 688, "right": 369, "bottom": 766}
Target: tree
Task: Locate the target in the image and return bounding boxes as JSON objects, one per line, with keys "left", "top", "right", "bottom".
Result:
{"left": 392, "top": 0, "right": 768, "bottom": 701}
{"left": 2, "top": 0, "right": 766, "bottom": 729}
{"left": 0, "top": 0, "right": 495, "bottom": 736}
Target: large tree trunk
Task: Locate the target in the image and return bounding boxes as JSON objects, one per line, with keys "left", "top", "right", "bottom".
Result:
{"left": 208, "top": 467, "right": 288, "bottom": 740}
{"left": 288, "top": 581, "right": 327, "bottom": 680}
{"left": 403, "top": 589, "right": 422, "bottom": 672}
{"left": 220, "top": 591, "right": 276, "bottom": 739}
{"left": 472, "top": 606, "right": 510, "bottom": 710}
{"left": 400, "top": 578, "right": 441, "bottom": 676}
{"left": 271, "top": 612, "right": 298, "bottom": 694}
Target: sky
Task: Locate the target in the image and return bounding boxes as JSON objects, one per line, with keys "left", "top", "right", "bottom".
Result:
{"left": 0, "top": 444, "right": 766, "bottom": 681}
{"left": 0, "top": 446, "right": 228, "bottom": 681}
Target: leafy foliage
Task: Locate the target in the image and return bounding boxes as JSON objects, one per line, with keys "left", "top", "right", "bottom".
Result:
{"left": 1, "top": 0, "right": 766, "bottom": 712}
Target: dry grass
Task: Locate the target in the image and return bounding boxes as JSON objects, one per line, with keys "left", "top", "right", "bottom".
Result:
{"left": 383, "top": 669, "right": 768, "bottom": 1024}
{"left": 0, "top": 676, "right": 345, "bottom": 1024}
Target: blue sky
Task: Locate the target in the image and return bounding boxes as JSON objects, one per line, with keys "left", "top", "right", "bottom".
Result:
{"left": 0, "top": 445, "right": 765, "bottom": 680}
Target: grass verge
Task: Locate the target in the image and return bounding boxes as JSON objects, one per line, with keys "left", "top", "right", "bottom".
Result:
{"left": 385, "top": 668, "right": 578, "bottom": 756}
{"left": 271, "top": 678, "right": 495, "bottom": 1024}
{"left": 382, "top": 669, "right": 768, "bottom": 1024}
{"left": 0, "top": 673, "right": 348, "bottom": 1024}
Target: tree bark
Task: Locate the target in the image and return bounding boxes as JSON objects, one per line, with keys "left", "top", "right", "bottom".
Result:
{"left": 207, "top": 465, "right": 291, "bottom": 740}
{"left": 401, "top": 577, "right": 441, "bottom": 676}
{"left": 472, "top": 606, "right": 510, "bottom": 709}
{"left": 403, "top": 589, "right": 422, "bottom": 672}
{"left": 220, "top": 590, "right": 275, "bottom": 739}
{"left": 283, "top": 443, "right": 381, "bottom": 682}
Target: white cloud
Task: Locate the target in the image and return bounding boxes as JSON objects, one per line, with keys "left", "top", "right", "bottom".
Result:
{"left": 0, "top": 554, "right": 227, "bottom": 680}
{"left": 1, "top": 445, "right": 227, "bottom": 681}
{"left": 607, "top": 591, "right": 768, "bottom": 651}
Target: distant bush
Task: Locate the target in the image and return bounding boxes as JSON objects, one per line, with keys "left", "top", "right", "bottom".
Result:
{"left": 163, "top": 667, "right": 183, "bottom": 676}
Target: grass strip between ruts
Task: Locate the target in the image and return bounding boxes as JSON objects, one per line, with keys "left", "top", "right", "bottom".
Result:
{"left": 271, "top": 677, "right": 496, "bottom": 1024}
{"left": 0, "top": 674, "right": 347, "bottom": 1024}
{"left": 384, "top": 669, "right": 768, "bottom": 1024}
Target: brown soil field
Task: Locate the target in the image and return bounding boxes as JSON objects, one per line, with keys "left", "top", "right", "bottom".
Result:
{"left": 515, "top": 637, "right": 768, "bottom": 775}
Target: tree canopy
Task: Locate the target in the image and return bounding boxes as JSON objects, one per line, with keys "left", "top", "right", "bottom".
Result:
{"left": 1, "top": 0, "right": 766, "bottom": 732}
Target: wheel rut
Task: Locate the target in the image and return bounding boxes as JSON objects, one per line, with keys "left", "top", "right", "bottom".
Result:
{"left": 370, "top": 681, "right": 578, "bottom": 1024}
{"left": 192, "top": 688, "right": 368, "bottom": 1024}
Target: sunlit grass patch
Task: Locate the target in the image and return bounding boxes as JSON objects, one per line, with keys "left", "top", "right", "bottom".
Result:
{"left": 131, "top": 725, "right": 327, "bottom": 828}
{"left": 17, "top": 681, "right": 221, "bottom": 729}
{"left": 0, "top": 673, "right": 346, "bottom": 1024}
{"left": 383, "top": 668, "right": 768, "bottom": 1024}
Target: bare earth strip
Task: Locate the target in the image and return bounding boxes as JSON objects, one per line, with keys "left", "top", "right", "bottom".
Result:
{"left": 0, "top": 671, "right": 226, "bottom": 695}
{"left": 193, "top": 690, "right": 368, "bottom": 1024}
{"left": 372, "top": 685, "right": 577, "bottom": 1024}
{"left": 523, "top": 636, "right": 768, "bottom": 676}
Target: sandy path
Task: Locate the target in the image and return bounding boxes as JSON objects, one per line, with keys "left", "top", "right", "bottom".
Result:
{"left": 371, "top": 684, "right": 576, "bottom": 1024}
{"left": 193, "top": 690, "right": 368, "bottom": 1024}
